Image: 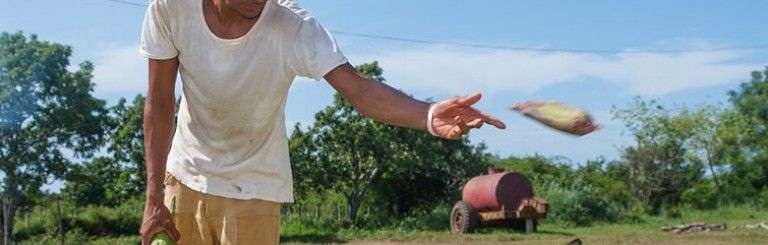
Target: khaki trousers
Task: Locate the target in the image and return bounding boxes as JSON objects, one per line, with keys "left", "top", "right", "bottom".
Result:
{"left": 163, "top": 173, "right": 282, "bottom": 245}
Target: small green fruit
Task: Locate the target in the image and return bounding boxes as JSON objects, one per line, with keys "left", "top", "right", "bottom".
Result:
{"left": 151, "top": 233, "right": 174, "bottom": 245}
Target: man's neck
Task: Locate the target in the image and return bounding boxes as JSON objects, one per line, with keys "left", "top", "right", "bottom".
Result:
{"left": 208, "top": 0, "right": 248, "bottom": 24}
{"left": 204, "top": 0, "right": 261, "bottom": 39}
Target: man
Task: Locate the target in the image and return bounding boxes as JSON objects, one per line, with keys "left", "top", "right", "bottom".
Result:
{"left": 139, "top": 0, "right": 506, "bottom": 244}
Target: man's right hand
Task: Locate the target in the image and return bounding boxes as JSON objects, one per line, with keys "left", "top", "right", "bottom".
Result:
{"left": 140, "top": 197, "right": 180, "bottom": 245}
{"left": 142, "top": 57, "right": 180, "bottom": 244}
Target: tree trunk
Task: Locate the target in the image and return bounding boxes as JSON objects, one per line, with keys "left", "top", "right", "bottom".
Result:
{"left": 0, "top": 197, "right": 4, "bottom": 245}
{"left": 347, "top": 194, "right": 361, "bottom": 226}
{"left": 707, "top": 151, "right": 721, "bottom": 191}
{"left": 56, "top": 197, "right": 65, "bottom": 245}
{"left": 1, "top": 191, "right": 18, "bottom": 245}
{"left": 708, "top": 162, "right": 721, "bottom": 188}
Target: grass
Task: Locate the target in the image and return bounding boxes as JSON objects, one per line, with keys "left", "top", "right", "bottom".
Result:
{"left": 39, "top": 205, "right": 768, "bottom": 244}
{"left": 281, "top": 206, "right": 768, "bottom": 244}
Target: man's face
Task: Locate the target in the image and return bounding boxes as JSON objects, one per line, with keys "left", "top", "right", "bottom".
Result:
{"left": 224, "top": 0, "right": 268, "bottom": 19}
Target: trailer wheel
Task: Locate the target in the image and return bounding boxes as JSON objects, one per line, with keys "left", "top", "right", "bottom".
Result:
{"left": 451, "top": 201, "right": 479, "bottom": 234}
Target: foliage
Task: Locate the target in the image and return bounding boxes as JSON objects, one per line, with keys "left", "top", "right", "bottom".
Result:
{"left": 721, "top": 67, "right": 768, "bottom": 201}
{"left": 715, "top": 110, "right": 757, "bottom": 203}
{"left": 497, "top": 156, "right": 621, "bottom": 226}
{"left": 495, "top": 155, "right": 574, "bottom": 180}
{"left": 612, "top": 98, "right": 707, "bottom": 213}
{"left": 370, "top": 134, "right": 491, "bottom": 218}
{"left": 756, "top": 189, "right": 768, "bottom": 210}
{"left": 680, "top": 180, "right": 720, "bottom": 210}
{"left": 0, "top": 31, "right": 108, "bottom": 242}
{"left": 574, "top": 158, "right": 633, "bottom": 209}
{"left": 538, "top": 177, "right": 619, "bottom": 226}
{"left": 14, "top": 197, "right": 143, "bottom": 241}
{"left": 61, "top": 95, "right": 147, "bottom": 206}
{"left": 290, "top": 62, "right": 489, "bottom": 226}
{"left": 103, "top": 95, "right": 148, "bottom": 201}
{"left": 289, "top": 62, "right": 400, "bottom": 225}
{"left": 61, "top": 157, "right": 123, "bottom": 206}
{"left": 729, "top": 68, "right": 768, "bottom": 129}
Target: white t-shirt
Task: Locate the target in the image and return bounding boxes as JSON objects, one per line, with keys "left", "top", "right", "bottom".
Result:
{"left": 140, "top": 0, "right": 347, "bottom": 202}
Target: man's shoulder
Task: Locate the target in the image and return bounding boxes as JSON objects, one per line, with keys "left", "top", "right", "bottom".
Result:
{"left": 272, "top": 0, "right": 316, "bottom": 22}
{"left": 148, "top": 0, "right": 191, "bottom": 17}
{"left": 149, "top": 0, "right": 186, "bottom": 6}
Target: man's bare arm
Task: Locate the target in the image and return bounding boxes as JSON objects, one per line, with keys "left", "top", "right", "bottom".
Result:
{"left": 325, "top": 63, "right": 505, "bottom": 139}
{"left": 324, "top": 63, "right": 430, "bottom": 130}
{"left": 140, "top": 58, "right": 180, "bottom": 243}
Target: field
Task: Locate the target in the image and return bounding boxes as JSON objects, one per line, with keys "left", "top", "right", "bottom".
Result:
{"left": 18, "top": 205, "right": 768, "bottom": 244}
{"left": 337, "top": 224, "right": 768, "bottom": 244}
{"left": 57, "top": 225, "right": 768, "bottom": 244}
{"left": 284, "top": 206, "right": 768, "bottom": 244}
{"left": 79, "top": 221, "right": 768, "bottom": 244}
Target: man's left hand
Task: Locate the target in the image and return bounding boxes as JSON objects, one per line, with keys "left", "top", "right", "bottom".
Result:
{"left": 430, "top": 93, "right": 506, "bottom": 140}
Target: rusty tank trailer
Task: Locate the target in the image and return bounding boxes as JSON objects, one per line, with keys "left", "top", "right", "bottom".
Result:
{"left": 450, "top": 168, "right": 548, "bottom": 234}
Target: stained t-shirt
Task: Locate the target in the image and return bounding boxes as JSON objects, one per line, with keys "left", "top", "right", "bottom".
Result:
{"left": 140, "top": 0, "right": 347, "bottom": 202}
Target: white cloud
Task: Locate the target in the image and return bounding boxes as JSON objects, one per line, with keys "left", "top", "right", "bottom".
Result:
{"left": 91, "top": 45, "right": 146, "bottom": 98}
{"left": 90, "top": 43, "right": 761, "bottom": 101}
{"left": 357, "top": 46, "right": 760, "bottom": 95}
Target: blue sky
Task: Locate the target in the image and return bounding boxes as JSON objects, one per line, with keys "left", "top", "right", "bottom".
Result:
{"left": 2, "top": 0, "right": 767, "bottom": 163}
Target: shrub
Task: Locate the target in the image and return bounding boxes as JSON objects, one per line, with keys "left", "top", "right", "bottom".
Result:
{"left": 681, "top": 181, "right": 720, "bottom": 209}
{"left": 394, "top": 204, "right": 451, "bottom": 230}
{"left": 14, "top": 197, "right": 143, "bottom": 241}
{"left": 756, "top": 189, "right": 768, "bottom": 210}
{"left": 662, "top": 206, "right": 683, "bottom": 219}
{"left": 536, "top": 177, "right": 619, "bottom": 226}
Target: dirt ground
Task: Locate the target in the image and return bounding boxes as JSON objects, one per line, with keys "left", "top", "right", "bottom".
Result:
{"left": 338, "top": 227, "right": 768, "bottom": 245}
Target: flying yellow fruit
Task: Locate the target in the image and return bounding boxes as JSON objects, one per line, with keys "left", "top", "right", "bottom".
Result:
{"left": 510, "top": 101, "right": 598, "bottom": 136}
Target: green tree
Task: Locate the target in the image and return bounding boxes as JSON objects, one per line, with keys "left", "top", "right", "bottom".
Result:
{"left": 289, "top": 62, "right": 396, "bottom": 225}
{"left": 612, "top": 98, "right": 705, "bottom": 213}
{"left": 0, "top": 32, "right": 107, "bottom": 243}
{"left": 370, "top": 127, "right": 491, "bottom": 217}
{"left": 104, "top": 95, "right": 148, "bottom": 202}
{"left": 575, "top": 158, "right": 633, "bottom": 209}
{"left": 289, "top": 62, "right": 490, "bottom": 225}
{"left": 494, "top": 155, "right": 623, "bottom": 226}
{"left": 687, "top": 105, "right": 725, "bottom": 193}
{"left": 62, "top": 157, "right": 122, "bottom": 206}
{"left": 723, "top": 68, "right": 768, "bottom": 200}
{"left": 495, "top": 155, "right": 575, "bottom": 181}
{"left": 61, "top": 95, "right": 150, "bottom": 206}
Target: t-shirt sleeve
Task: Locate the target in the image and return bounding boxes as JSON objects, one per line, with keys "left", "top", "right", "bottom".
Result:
{"left": 290, "top": 18, "right": 348, "bottom": 80}
{"left": 139, "top": 0, "right": 178, "bottom": 60}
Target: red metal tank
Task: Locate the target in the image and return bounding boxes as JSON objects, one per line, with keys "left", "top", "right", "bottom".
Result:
{"left": 461, "top": 168, "right": 534, "bottom": 212}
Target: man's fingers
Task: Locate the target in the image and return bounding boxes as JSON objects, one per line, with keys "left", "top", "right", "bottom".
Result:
{"left": 457, "top": 93, "right": 482, "bottom": 106}
{"left": 141, "top": 227, "right": 161, "bottom": 245}
{"left": 454, "top": 116, "right": 470, "bottom": 134}
{"left": 454, "top": 93, "right": 506, "bottom": 129}
{"left": 466, "top": 118, "right": 484, "bottom": 129}
{"left": 140, "top": 220, "right": 161, "bottom": 245}
{"left": 448, "top": 127, "right": 462, "bottom": 140}
{"left": 468, "top": 108, "right": 507, "bottom": 129}
{"left": 473, "top": 110, "right": 506, "bottom": 129}
{"left": 165, "top": 222, "right": 181, "bottom": 241}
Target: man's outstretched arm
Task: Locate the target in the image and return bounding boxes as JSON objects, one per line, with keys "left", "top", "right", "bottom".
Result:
{"left": 140, "top": 58, "right": 181, "bottom": 244}
{"left": 325, "top": 63, "right": 506, "bottom": 140}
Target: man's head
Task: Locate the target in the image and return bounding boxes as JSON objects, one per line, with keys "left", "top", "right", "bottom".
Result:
{"left": 220, "top": 0, "right": 268, "bottom": 19}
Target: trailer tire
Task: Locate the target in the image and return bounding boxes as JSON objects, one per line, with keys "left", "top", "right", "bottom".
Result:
{"left": 451, "top": 201, "right": 479, "bottom": 234}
